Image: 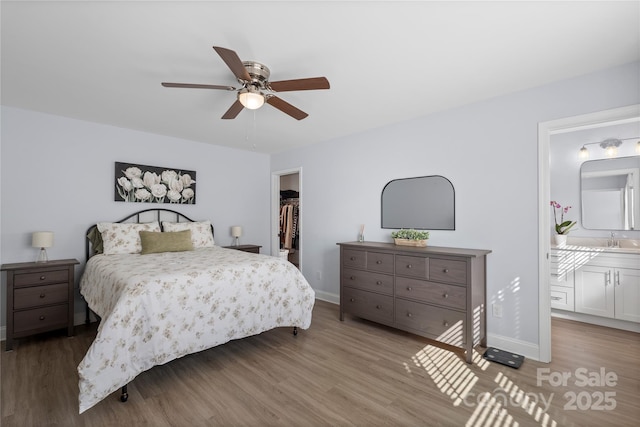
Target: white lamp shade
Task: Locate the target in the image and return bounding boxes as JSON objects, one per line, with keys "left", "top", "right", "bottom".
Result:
{"left": 32, "top": 231, "right": 54, "bottom": 248}
{"left": 231, "top": 226, "right": 243, "bottom": 238}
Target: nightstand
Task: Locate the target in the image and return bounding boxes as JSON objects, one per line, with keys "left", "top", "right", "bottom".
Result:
{"left": 1, "top": 259, "right": 79, "bottom": 351}
{"left": 223, "top": 244, "right": 261, "bottom": 254}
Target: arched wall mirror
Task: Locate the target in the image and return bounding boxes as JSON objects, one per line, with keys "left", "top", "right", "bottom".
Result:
{"left": 381, "top": 175, "right": 455, "bottom": 230}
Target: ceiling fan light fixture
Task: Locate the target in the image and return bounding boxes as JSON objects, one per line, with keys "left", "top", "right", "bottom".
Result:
{"left": 238, "top": 87, "right": 264, "bottom": 110}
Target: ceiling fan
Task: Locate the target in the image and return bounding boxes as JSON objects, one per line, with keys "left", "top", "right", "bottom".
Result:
{"left": 161, "top": 46, "right": 330, "bottom": 120}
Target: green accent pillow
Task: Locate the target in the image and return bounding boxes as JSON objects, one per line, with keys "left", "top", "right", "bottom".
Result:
{"left": 139, "top": 230, "right": 194, "bottom": 255}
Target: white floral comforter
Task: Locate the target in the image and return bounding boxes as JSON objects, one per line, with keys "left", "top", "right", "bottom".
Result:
{"left": 78, "top": 247, "right": 315, "bottom": 413}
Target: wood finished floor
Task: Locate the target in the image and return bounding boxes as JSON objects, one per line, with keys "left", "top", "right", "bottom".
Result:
{"left": 1, "top": 300, "right": 639, "bottom": 426}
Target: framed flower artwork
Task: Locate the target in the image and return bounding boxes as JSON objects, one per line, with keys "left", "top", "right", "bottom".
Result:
{"left": 114, "top": 162, "right": 197, "bottom": 204}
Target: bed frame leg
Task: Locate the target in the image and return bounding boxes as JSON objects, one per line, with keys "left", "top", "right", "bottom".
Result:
{"left": 293, "top": 326, "right": 298, "bottom": 336}
{"left": 120, "top": 384, "right": 128, "bottom": 402}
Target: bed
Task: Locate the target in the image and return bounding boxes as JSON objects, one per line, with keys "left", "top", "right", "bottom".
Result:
{"left": 77, "top": 209, "right": 315, "bottom": 413}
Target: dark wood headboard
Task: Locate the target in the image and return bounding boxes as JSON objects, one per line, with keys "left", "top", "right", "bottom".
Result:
{"left": 85, "top": 208, "right": 214, "bottom": 260}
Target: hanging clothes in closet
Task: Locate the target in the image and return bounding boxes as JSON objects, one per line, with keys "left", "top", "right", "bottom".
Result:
{"left": 280, "top": 190, "right": 299, "bottom": 250}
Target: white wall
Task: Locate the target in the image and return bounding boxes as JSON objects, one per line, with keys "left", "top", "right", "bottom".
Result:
{"left": 1, "top": 107, "right": 271, "bottom": 325}
{"left": 271, "top": 61, "right": 640, "bottom": 357}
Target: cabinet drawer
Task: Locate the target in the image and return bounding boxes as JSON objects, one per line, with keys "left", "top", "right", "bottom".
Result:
{"left": 395, "top": 299, "right": 465, "bottom": 343}
{"left": 343, "top": 268, "right": 393, "bottom": 295}
{"left": 342, "top": 287, "right": 393, "bottom": 324}
{"left": 395, "top": 255, "right": 428, "bottom": 279}
{"left": 550, "top": 286, "right": 574, "bottom": 311}
{"left": 396, "top": 277, "right": 466, "bottom": 310}
{"left": 14, "top": 269, "right": 69, "bottom": 288}
{"left": 14, "top": 304, "right": 68, "bottom": 334}
{"left": 366, "top": 252, "right": 394, "bottom": 274}
{"left": 429, "top": 258, "right": 467, "bottom": 285}
{"left": 14, "top": 283, "right": 69, "bottom": 309}
{"left": 342, "top": 249, "right": 366, "bottom": 269}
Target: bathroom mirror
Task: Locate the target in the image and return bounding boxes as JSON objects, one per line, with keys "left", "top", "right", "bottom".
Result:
{"left": 381, "top": 175, "right": 455, "bottom": 230}
{"left": 580, "top": 156, "right": 640, "bottom": 230}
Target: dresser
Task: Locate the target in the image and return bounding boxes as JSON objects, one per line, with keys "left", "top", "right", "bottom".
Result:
{"left": 337, "top": 242, "right": 490, "bottom": 363}
{"left": 1, "top": 259, "right": 79, "bottom": 351}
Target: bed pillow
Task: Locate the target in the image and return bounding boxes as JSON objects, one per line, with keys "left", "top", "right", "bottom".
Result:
{"left": 139, "top": 230, "right": 193, "bottom": 255}
{"left": 97, "top": 221, "right": 161, "bottom": 255}
{"left": 162, "top": 220, "right": 214, "bottom": 248}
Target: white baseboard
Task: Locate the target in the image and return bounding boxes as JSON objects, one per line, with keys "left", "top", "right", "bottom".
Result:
{"left": 314, "top": 290, "right": 339, "bottom": 305}
{"left": 486, "top": 333, "right": 541, "bottom": 362}
{"left": 551, "top": 310, "right": 640, "bottom": 333}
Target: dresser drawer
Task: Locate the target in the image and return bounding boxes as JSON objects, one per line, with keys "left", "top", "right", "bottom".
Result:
{"left": 14, "top": 283, "right": 69, "bottom": 309}
{"left": 395, "top": 277, "right": 466, "bottom": 310}
{"left": 342, "top": 249, "right": 366, "bottom": 269}
{"left": 342, "top": 287, "right": 393, "bottom": 324}
{"left": 395, "top": 255, "right": 428, "bottom": 279}
{"left": 343, "top": 268, "right": 393, "bottom": 295}
{"left": 395, "top": 299, "right": 465, "bottom": 343}
{"left": 13, "top": 304, "right": 68, "bottom": 334}
{"left": 366, "top": 251, "right": 394, "bottom": 274}
{"left": 429, "top": 258, "right": 467, "bottom": 285}
{"left": 14, "top": 269, "right": 69, "bottom": 288}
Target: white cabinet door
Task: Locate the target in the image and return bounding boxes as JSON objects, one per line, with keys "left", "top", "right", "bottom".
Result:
{"left": 615, "top": 268, "right": 640, "bottom": 322}
{"left": 575, "top": 265, "right": 615, "bottom": 318}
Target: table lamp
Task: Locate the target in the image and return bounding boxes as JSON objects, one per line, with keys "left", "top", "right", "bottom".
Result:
{"left": 32, "top": 231, "right": 54, "bottom": 263}
{"left": 231, "top": 226, "right": 242, "bottom": 246}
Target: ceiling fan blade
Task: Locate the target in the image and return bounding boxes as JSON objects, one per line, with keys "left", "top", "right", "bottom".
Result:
{"left": 221, "top": 99, "right": 244, "bottom": 120}
{"left": 266, "top": 96, "right": 308, "bottom": 120}
{"left": 268, "top": 77, "right": 330, "bottom": 92}
{"left": 162, "top": 82, "right": 236, "bottom": 90}
{"left": 213, "top": 46, "right": 251, "bottom": 82}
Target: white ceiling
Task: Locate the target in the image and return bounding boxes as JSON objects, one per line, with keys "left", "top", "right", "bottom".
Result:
{"left": 2, "top": 1, "right": 639, "bottom": 154}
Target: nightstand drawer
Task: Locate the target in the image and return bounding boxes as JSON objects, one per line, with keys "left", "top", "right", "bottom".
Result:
{"left": 14, "top": 283, "right": 69, "bottom": 309}
{"left": 429, "top": 258, "right": 467, "bottom": 285}
{"left": 14, "top": 304, "right": 68, "bottom": 334}
{"left": 14, "top": 269, "right": 69, "bottom": 288}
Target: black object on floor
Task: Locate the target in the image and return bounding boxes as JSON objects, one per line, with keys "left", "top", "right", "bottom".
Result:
{"left": 482, "top": 347, "right": 524, "bottom": 369}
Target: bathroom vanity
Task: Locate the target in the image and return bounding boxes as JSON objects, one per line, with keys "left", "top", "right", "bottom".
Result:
{"left": 550, "top": 238, "right": 640, "bottom": 329}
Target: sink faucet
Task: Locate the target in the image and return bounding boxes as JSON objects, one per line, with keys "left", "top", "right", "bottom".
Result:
{"left": 608, "top": 232, "right": 619, "bottom": 248}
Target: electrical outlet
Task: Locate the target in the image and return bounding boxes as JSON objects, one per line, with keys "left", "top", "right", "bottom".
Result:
{"left": 492, "top": 303, "right": 503, "bottom": 318}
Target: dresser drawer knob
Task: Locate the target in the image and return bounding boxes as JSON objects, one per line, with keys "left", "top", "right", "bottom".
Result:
{"left": 376, "top": 260, "right": 382, "bottom": 264}
{"left": 443, "top": 321, "right": 449, "bottom": 327}
{"left": 406, "top": 264, "right": 412, "bottom": 269}
{"left": 350, "top": 298, "right": 355, "bottom": 302}
{"left": 376, "top": 281, "right": 382, "bottom": 285}
{"left": 407, "top": 312, "right": 413, "bottom": 318}
{"left": 350, "top": 257, "right": 356, "bottom": 261}
{"left": 350, "top": 276, "right": 355, "bottom": 280}
{"left": 443, "top": 268, "right": 449, "bottom": 273}
{"left": 406, "top": 287, "right": 412, "bottom": 291}
{"left": 40, "top": 293, "right": 46, "bottom": 298}
{"left": 376, "top": 305, "right": 382, "bottom": 309}
{"left": 443, "top": 293, "right": 448, "bottom": 299}
{"left": 39, "top": 315, "right": 45, "bottom": 321}
{"left": 40, "top": 275, "right": 46, "bottom": 280}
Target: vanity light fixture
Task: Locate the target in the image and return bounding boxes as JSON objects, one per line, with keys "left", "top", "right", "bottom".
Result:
{"left": 578, "top": 136, "right": 640, "bottom": 160}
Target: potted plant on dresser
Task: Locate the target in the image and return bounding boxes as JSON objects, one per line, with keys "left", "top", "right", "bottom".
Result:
{"left": 391, "top": 229, "right": 430, "bottom": 247}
